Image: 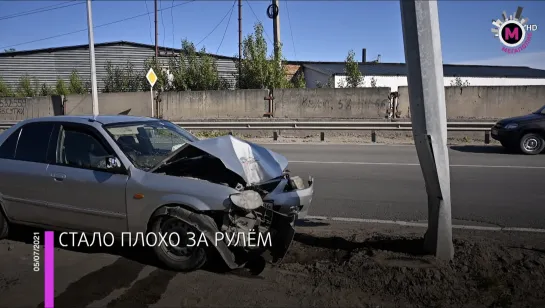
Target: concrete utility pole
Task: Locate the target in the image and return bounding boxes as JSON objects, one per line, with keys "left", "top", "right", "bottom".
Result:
{"left": 238, "top": 0, "right": 242, "bottom": 86}
{"left": 154, "top": 0, "right": 159, "bottom": 58}
{"left": 272, "top": 0, "right": 281, "bottom": 62}
{"left": 86, "top": 0, "right": 99, "bottom": 116}
{"left": 399, "top": 0, "right": 454, "bottom": 260}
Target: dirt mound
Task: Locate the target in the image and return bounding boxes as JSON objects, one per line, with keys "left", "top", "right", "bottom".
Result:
{"left": 280, "top": 233, "right": 545, "bottom": 307}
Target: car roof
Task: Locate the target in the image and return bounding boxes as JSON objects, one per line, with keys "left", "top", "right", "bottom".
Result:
{"left": 17, "top": 115, "right": 159, "bottom": 126}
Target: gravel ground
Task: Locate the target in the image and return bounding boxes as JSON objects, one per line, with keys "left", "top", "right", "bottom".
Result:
{"left": 1, "top": 221, "right": 544, "bottom": 307}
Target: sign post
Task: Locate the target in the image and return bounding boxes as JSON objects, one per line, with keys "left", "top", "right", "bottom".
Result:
{"left": 146, "top": 68, "right": 158, "bottom": 118}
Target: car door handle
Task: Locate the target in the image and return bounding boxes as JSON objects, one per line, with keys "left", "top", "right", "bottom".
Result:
{"left": 51, "top": 173, "right": 66, "bottom": 181}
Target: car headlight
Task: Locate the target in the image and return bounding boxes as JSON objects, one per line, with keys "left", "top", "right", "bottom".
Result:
{"left": 229, "top": 190, "right": 263, "bottom": 210}
{"left": 505, "top": 123, "right": 519, "bottom": 129}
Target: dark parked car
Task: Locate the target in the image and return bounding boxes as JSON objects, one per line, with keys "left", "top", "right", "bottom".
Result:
{"left": 491, "top": 105, "right": 545, "bottom": 155}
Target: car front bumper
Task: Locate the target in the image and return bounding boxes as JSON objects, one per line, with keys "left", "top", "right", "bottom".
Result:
{"left": 491, "top": 126, "right": 521, "bottom": 143}
{"left": 263, "top": 176, "right": 314, "bottom": 220}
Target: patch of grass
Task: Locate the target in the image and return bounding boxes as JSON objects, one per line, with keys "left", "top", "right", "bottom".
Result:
{"left": 194, "top": 130, "right": 234, "bottom": 139}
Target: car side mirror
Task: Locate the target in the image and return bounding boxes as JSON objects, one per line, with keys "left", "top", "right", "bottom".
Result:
{"left": 105, "top": 156, "right": 123, "bottom": 171}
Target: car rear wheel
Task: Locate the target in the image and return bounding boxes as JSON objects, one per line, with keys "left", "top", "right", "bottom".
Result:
{"left": 519, "top": 133, "right": 545, "bottom": 155}
{"left": 0, "top": 208, "right": 9, "bottom": 239}
{"left": 150, "top": 216, "right": 208, "bottom": 272}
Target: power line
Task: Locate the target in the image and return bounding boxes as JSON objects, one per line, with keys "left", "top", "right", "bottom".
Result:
{"left": 0, "top": 0, "right": 84, "bottom": 22}
{"left": 216, "top": 0, "right": 237, "bottom": 54}
{"left": 196, "top": 2, "right": 236, "bottom": 48}
{"left": 244, "top": 0, "right": 273, "bottom": 45}
{"left": 144, "top": 0, "right": 154, "bottom": 45}
{"left": 0, "top": 0, "right": 196, "bottom": 50}
{"left": 284, "top": 0, "right": 297, "bottom": 60}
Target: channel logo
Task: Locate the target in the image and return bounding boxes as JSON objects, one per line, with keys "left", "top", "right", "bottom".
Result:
{"left": 491, "top": 6, "right": 538, "bottom": 54}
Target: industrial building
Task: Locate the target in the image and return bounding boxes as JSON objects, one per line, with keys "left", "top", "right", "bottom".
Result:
{"left": 3, "top": 43, "right": 545, "bottom": 93}
{"left": 0, "top": 41, "right": 239, "bottom": 90}
{"left": 294, "top": 49, "right": 545, "bottom": 91}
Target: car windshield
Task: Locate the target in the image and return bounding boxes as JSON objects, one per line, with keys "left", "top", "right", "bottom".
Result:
{"left": 534, "top": 105, "right": 545, "bottom": 115}
{"left": 104, "top": 120, "right": 199, "bottom": 170}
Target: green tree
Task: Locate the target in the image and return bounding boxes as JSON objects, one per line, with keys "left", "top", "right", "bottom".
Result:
{"left": 450, "top": 77, "right": 470, "bottom": 87}
{"left": 68, "top": 70, "right": 86, "bottom": 94}
{"left": 142, "top": 57, "right": 170, "bottom": 91}
{"left": 39, "top": 83, "right": 55, "bottom": 96}
{"left": 236, "top": 22, "right": 292, "bottom": 90}
{"left": 292, "top": 71, "right": 306, "bottom": 88}
{"left": 56, "top": 78, "right": 70, "bottom": 96}
{"left": 342, "top": 49, "right": 363, "bottom": 88}
{"left": 102, "top": 61, "right": 145, "bottom": 93}
{"left": 0, "top": 77, "right": 14, "bottom": 97}
{"left": 15, "top": 75, "right": 39, "bottom": 97}
{"left": 170, "top": 40, "right": 229, "bottom": 91}
{"left": 3, "top": 48, "right": 15, "bottom": 53}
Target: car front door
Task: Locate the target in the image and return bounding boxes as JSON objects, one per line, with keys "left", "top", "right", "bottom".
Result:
{"left": 41, "top": 123, "right": 129, "bottom": 234}
{"left": 0, "top": 122, "right": 57, "bottom": 225}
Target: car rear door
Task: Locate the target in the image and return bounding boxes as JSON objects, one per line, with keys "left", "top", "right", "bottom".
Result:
{"left": 41, "top": 122, "right": 130, "bottom": 234}
{"left": 0, "top": 121, "right": 57, "bottom": 225}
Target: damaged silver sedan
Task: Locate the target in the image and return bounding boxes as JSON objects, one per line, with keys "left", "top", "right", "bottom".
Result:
{"left": 0, "top": 115, "right": 314, "bottom": 272}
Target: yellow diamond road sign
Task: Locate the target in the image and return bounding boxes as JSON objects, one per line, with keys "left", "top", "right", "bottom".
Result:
{"left": 146, "top": 68, "right": 157, "bottom": 88}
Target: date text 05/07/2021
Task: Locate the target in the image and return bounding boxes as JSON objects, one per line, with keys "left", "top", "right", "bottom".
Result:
{"left": 33, "top": 232, "right": 40, "bottom": 272}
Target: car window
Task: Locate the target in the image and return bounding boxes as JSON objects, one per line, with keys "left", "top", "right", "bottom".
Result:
{"left": 58, "top": 127, "right": 112, "bottom": 170}
{"left": 0, "top": 128, "right": 21, "bottom": 159}
{"left": 13, "top": 122, "right": 55, "bottom": 163}
{"left": 146, "top": 126, "right": 188, "bottom": 151}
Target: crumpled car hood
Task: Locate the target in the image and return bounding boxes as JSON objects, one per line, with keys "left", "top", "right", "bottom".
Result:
{"left": 152, "top": 135, "right": 289, "bottom": 186}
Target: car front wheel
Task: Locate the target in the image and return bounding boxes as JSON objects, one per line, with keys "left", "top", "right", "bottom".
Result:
{"left": 519, "top": 133, "right": 545, "bottom": 155}
{"left": 150, "top": 216, "right": 208, "bottom": 272}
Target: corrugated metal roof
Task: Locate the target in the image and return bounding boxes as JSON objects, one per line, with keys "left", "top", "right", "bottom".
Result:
{"left": 0, "top": 41, "right": 238, "bottom": 90}
{"left": 299, "top": 62, "right": 545, "bottom": 78}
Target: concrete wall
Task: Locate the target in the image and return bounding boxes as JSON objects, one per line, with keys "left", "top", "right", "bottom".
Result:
{"left": 397, "top": 85, "right": 545, "bottom": 120}
{"left": 159, "top": 89, "right": 269, "bottom": 120}
{"left": 1, "top": 85, "right": 544, "bottom": 122}
{"left": 274, "top": 87, "right": 392, "bottom": 119}
{"left": 0, "top": 96, "right": 63, "bottom": 121}
{"left": 65, "top": 92, "right": 152, "bottom": 116}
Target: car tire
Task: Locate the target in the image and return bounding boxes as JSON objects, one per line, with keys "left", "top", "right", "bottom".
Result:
{"left": 519, "top": 133, "right": 545, "bottom": 155}
{"left": 150, "top": 215, "right": 208, "bottom": 272}
{"left": 0, "top": 208, "right": 9, "bottom": 240}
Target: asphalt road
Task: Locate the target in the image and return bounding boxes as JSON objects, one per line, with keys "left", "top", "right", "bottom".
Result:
{"left": 1, "top": 143, "right": 545, "bottom": 307}
{"left": 262, "top": 143, "right": 545, "bottom": 229}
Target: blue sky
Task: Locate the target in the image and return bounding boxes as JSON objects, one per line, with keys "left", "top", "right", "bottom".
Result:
{"left": 1, "top": 0, "right": 544, "bottom": 68}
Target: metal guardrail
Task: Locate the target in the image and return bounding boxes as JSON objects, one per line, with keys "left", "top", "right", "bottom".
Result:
{"left": 0, "top": 120, "right": 496, "bottom": 131}
{"left": 171, "top": 121, "right": 496, "bottom": 132}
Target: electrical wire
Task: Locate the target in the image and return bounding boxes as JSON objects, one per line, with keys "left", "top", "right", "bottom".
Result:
{"left": 196, "top": 2, "right": 236, "bottom": 48}
{"left": 144, "top": 0, "right": 154, "bottom": 45}
{"left": 244, "top": 0, "right": 273, "bottom": 45}
{"left": 0, "top": 0, "right": 196, "bottom": 50}
{"left": 284, "top": 0, "right": 297, "bottom": 60}
{"left": 216, "top": 0, "right": 236, "bottom": 54}
{"left": 0, "top": 0, "right": 84, "bottom": 22}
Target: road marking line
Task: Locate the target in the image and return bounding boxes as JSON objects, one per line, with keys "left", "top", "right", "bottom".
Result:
{"left": 289, "top": 160, "right": 545, "bottom": 169}
{"left": 305, "top": 216, "right": 545, "bottom": 233}
{"left": 261, "top": 143, "right": 415, "bottom": 147}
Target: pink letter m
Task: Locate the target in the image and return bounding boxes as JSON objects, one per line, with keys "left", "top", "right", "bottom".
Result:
{"left": 504, "top": 27, "right": 519, "bottom": 40}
